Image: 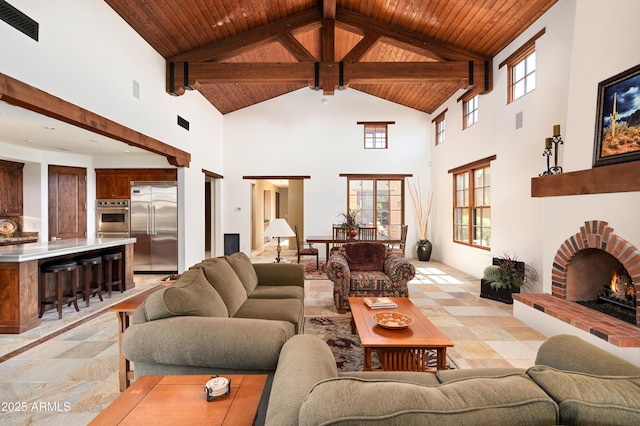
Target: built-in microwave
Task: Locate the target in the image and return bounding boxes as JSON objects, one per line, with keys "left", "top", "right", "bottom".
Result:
{"left": 96, "top": 199, "right": 130, "bottom": 237}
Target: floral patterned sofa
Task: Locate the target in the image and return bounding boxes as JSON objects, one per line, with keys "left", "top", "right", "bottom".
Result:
{"left": 326, "top": 242, "right": 416, "bottom": 312}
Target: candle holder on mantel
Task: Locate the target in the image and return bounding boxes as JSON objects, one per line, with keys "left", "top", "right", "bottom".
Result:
{"left": 540, "top": 125, "right": 564, "bottom": 176}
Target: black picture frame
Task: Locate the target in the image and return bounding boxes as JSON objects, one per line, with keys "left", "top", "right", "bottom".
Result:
{"left": 593, "top": 64, "right": 640, "bottom": 167}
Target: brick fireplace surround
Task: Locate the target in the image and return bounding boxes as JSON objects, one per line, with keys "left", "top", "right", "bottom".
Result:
{"left": 514, "top": 220, "right": 640, "bottom": 348}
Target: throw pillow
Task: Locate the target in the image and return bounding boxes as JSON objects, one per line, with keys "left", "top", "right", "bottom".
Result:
{"left": 344, "top": 242, "right": 387, "bottom": 271}
{"left": 527, "top": 365, "right": 640, "bottom": 425}
{"left": 200, "top": 257, "right": 248, "bottom": 316}
{"left": 225, "top": 252, "right": 260, "bottom": 294}
{"left": 143, "top": 268, "right": 228, "bottom": 321}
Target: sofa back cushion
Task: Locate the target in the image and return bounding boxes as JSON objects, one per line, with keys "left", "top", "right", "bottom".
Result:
{"left": 299, "top": 374, "right": 558, "bottom": 426}
{"left": 527, "top": 365, "right": 640, "bottom": 425}
{"left": 142, "top": 268, "right": 228, "bottom": 321}
{"left": 343, "top": 242, "right": 387, "bottom": 271}
{"left": 225, "top": 252, "right": 259, "bottom": 294}
{"left": 200, "top": 257, "right": 248, "bottom": 316}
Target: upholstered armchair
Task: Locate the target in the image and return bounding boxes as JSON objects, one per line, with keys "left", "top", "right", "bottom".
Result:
{"left": 326, "top": 242, "right": 415, "bottom": 313}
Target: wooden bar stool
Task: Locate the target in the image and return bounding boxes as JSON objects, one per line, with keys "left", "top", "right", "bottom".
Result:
{"left": 39, "top": 260, "right": 79, "bottom": 319}
{"left": 75, "top": 255, "right": 103, "bottom": 307}
{"left": 103, "top": 252, "right": 123, "bottom": 297}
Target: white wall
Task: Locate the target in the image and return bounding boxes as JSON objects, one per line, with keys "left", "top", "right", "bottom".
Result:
{"left": 431, "top": 0, "right": 577, "bottom": 286}
{"left": 0, "top": 0, "right": 224, "bottom": 270}
{"left": 223, "top": 88, "right": 431, "bottom": 256}
{"left": 540, "top": 0, "right": 640, "bottom": 293}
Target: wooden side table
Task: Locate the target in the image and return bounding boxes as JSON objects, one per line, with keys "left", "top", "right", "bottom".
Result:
{"left": 108, "top": 286, "right": 164, "bottom": 391}
{"left": 90, "top": 375, "right": 268, "bottom": 425}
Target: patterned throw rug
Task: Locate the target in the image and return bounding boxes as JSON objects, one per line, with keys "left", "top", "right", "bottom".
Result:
{"left": 301, "top": 259, "right": 329, "bottom": 280}
{"left": 303, "top": 316, "right": 456, "bottom": 372}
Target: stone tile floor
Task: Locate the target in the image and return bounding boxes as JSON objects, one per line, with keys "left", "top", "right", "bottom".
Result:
{"left": 0, "top": 248, "right": 548, "bottom": 424}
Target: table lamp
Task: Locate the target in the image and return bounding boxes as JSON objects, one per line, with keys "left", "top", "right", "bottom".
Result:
{"left": 263, "top": 218, "right": 295, "bottom": 263}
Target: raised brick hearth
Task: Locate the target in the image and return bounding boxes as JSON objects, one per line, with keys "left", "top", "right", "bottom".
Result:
{"left": 513, "top": 293, "right": 640, "bottom": 347}
{"left": 551, "top": 220, "right": 640, "bottom": 325}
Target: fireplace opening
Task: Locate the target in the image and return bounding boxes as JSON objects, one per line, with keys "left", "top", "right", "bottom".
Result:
{"left": 567, "top": 248, "right": 636, "bottom": 325}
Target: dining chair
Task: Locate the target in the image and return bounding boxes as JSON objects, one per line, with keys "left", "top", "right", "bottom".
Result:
{"left": 357, "top": 227, "right": 377, "bottom": 241}
{"left": 390, "top": 224, "right": 408, "bottom": 256}
{"left": 330, "top": 226, "right": 349, "bottom": 255}
{"left": 295, "top": 225, "right": 319, "bottom": 269}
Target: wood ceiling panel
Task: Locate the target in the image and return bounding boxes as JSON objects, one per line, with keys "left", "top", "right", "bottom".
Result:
{"left": 105, "top": 0, "right": 558, "bottom": 114}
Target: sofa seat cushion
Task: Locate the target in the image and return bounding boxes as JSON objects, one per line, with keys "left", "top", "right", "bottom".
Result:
{"left": 142, "top": 268, "right": 228, "bottom": 321}
{"left": 225, "top": 252, "right": 260, "bottom": 294}
{"left": 527, "top": 365, "right": 640, "bottom": 425}
{"left": 299, "top": 374, "right": 558, "bottom": 426}
{"left": 234, "top": 298, "right": 303, "bottom": 328}
{"left": 199, "top": 257, "right": 248, "bottom": 316}
{"left": 249, "top": 285, "right": 304, "bottom": 301}
{"left": 344, "top": 242, "right": 387, "bottom": 271}
{"left": 437, "top": 368, "right": 524, "bottom": 383}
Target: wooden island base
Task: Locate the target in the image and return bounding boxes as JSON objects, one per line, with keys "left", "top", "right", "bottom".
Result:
{"left": 0, "top": 238, "right": 135, "bottom": 334}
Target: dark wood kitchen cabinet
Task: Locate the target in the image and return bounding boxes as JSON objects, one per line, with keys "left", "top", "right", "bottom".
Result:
{"left": 0, "top": 159, "right": 24, "bottom": 215}
{"left": 95, "top": 171, "right": 130, "bottom": 199}
{"left": 95, "top": 169, "right": 178, "bottom": 199}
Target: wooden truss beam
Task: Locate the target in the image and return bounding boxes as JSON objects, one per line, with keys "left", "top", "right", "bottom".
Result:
{"left": 167, "top": 60, "right": 489, "bottom": 94}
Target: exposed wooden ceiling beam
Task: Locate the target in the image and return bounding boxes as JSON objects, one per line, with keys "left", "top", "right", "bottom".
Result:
{"left": 0, "top": 73, "right": 191, "bottom": 167}
{"left": 167, "top": 8, "right": 322, "bottom": 63}
{"left": 321, "top": 1, "right": 337, "bottom": 95}
{"left": 341, "top": 31, "right": 382, "bottom": 63}
{"left": 168, "top": 61, "right": 482, "bottom": 92}
{"left": 277, "top": 32, "right": 317, "bottom": 62}
{"left": 336, "top": 9, "right": 488, "bottom": 62}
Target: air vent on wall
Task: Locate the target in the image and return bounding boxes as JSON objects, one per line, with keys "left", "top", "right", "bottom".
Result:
{"left": 177, "top": 115, "right": 190, "bottom": 131}
{"left": 0, "top": 0, "right": 39, "bottom": 41}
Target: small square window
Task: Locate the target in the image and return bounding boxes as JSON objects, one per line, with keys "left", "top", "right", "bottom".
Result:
{"left": 357, "top": 121, "right": 395, "bottom": 149}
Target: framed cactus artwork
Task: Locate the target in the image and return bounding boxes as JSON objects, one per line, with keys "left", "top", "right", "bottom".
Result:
{"left": 593, "top": 63, "right": 640, "bottom": 167}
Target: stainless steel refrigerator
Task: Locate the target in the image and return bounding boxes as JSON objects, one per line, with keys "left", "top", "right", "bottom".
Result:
{"left": 130, "top": 181, "right": 178, "bottom": 273}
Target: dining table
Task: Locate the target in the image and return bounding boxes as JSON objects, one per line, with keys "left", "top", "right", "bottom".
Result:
{"left": 306, "top": 235, "right": 402, "bottom": 261}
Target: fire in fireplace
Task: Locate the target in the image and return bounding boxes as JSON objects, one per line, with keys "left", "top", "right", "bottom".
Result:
{"left": 577, "top": 266, "right": 636, "bottom": 325}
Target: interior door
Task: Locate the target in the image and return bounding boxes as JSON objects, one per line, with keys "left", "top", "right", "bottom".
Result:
{"left": 48, "top": 165, "right": 87, "bottom": 240}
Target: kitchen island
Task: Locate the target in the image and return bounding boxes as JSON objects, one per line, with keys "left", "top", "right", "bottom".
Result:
{"left": 0, "top": 238, "right": 136, "bottom": 334}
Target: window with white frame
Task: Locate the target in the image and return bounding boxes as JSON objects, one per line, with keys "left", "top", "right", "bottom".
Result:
{"left": 500, "top": 28, "right": 545, "bottom": 103}
{"left": 463, "top": 95, "right": 479, "bottom": 129}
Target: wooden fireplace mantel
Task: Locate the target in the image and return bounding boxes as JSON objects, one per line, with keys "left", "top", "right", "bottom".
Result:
{"left": 531, "top": 161, "right": 640, "bottom": 197}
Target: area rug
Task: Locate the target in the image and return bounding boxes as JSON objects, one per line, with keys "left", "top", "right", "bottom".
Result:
{"left": 303, "top": 316, "right": 456, "bottom": 372}
{"left": 301, "top": 259, "right": 329, "bottom": 280}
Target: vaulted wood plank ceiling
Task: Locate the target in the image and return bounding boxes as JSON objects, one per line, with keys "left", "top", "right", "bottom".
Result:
{"left": 105, "top": 0, "right": 557, "bottom": 114}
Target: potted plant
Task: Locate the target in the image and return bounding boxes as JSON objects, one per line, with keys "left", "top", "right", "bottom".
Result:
{"left": 480, "top": 253, "right": 536, "bottom": 304}
{"left": 408, "top": 178, "right": 433, "bottom": 261}
{"left": 337, "top": 210, "right": 360, "bottom": 240}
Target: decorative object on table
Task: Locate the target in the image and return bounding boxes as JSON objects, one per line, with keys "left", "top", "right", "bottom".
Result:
{"left": 363, "top": 296, "right": 398, "bottom": 309}
{"left": 204, "top": 375, "right": 231, "bottom": 401}
{"left": 337, "top": 210, "right": 360, "bottom": 241}
{"left": 372, "top": 311, "right": 414, "bottom": 329}
{"left": 263, "top": 218, "right": 295, "bottom": 263}
{"left": 407, "top": 178, "right": 433, "bottom": 261}
{"left": 593, "top": 63, "right": 640, "bottom": 167}
{"left": 539, "top": 124, "right": 564, "bottom": 176}
{"left": 0, "top": 218, "right": 18, "bottom": 237}
{"left": 480, "top": 253, "right": 536, "bottom": 304}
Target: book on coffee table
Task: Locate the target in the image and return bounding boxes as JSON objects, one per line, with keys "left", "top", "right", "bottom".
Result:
{"left": 363, "top": 297, "right": 398, "bottom": 309}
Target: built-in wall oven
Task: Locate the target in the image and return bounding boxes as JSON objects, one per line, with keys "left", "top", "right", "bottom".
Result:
{"left": 96, "top": 199, "right": 130, "bottom": 238}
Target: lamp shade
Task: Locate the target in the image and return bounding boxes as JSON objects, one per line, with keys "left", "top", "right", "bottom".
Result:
{"left": 263, "top": 218, "right": 295, "bottom": 238}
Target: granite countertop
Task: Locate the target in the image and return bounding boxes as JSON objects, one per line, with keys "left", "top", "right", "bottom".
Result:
{"left": 0, "top": 237, "right": 137, "bottom": 262}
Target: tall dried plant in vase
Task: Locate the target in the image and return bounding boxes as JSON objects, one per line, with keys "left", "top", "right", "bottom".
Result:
{"left": 408, "top": 178, "right": 433, "bottom": 261}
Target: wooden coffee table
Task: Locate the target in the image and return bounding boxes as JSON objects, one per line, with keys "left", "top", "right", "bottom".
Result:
{"left": 348, "top": 297, "right": 454, "bottom": 371}
{"left": 89, "top": 374, "right": 267, "bottom": 425}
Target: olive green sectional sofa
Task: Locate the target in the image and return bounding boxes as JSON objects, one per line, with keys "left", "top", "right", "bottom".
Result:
{"left": 266, "top": 334, "right": 640, "bottom": 425}
{"left": 122, "top": 252, "right": 305, "bottom": 378}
